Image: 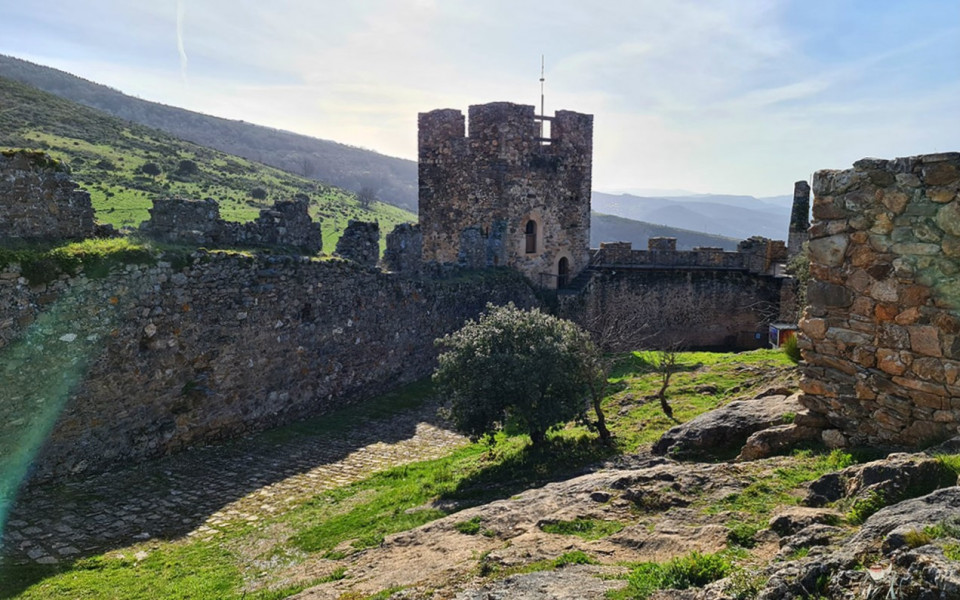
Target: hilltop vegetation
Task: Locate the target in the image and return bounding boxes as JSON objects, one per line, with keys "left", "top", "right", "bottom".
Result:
{"left": 0, "top": 54, "right": 419, "bottom": 213}
{"left": 0, "top": 76, "right": 414, "bottom": 254}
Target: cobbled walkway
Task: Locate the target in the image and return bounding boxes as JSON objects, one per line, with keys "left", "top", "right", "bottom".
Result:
{"left": 1, "top": 400, "right": 467, "bottom": 565}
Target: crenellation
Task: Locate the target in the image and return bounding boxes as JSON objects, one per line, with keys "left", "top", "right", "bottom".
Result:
{"left": 418, "top": 101, "right": 592, "bottom": 289}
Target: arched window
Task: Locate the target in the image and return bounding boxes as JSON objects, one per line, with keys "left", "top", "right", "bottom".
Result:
{"left": 558, "top": 257, "right": 569, "bottom": 288}
{"left": 525, "top": 220, "right": 537, "bottom": 254}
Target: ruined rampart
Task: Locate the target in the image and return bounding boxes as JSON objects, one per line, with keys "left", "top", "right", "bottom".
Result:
{"left": 560, "top": 237, "right": 789, "bottom": 350}
{"left": 0, "top": 151, "right": 95, "bottom": 241}
{"left": 139, "top": 196, "right": 322, "bottom": 254}
{"left": 0, "top": 255, "right": 536, "bottom": 482}
{"left": 799, "top": 152, "right": 960, "bottom": 447}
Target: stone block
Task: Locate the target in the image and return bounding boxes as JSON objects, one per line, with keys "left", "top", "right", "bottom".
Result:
{"left": 908, "top": 325, "right": 942, "bottom": 357}
{"left": 808, "top": 234, "right": 849, "bottom": 267}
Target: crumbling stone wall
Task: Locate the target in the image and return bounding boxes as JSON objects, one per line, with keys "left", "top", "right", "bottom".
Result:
{"left": 0, "top": 151, "right": 95, "bottom": 242}
{"left": 0, "top": 253, "right": 536, "bottom": 482}
{"left": 139, "top": 197, "right": 322, "bottom": 254}
{"left": 799, "top": 152, "right": 960, "bottom": 447}
{"left": 335, "top": 220, "right": 380, "bottom": 266}
{"left": 788, "top": 180, "right": 811, "bottom": 259}
{"left": 382, "top": 223, "right": 422, "bottom": 274}
{"left": 418, "top": 102, "right": 592, "bottom": 288}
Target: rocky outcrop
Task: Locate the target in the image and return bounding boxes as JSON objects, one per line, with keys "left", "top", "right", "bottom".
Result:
{"left": 652, "top": 391, "right": 802, "bottom": 458}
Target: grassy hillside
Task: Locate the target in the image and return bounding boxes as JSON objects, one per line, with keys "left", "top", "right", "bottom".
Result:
{"left": 591, "top": 212, "right": 740, "bottom": 251}
{"left": 0, "top": 54, "right": 418, "bottom": 213}
{"left": 0, "top": 76, "right": 414, "bottom": 254}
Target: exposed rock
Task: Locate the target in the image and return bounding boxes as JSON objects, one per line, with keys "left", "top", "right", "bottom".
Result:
{"left": 768, "top": 507, "right": 842, "bottom": 536}
{"left": 652, "top": 393, "right": 802, "bottom": 458}
{"left": 738, "top": 423, "right": 820, "bottom": 461}
{"left": 453, "top": 566, "right": 624, "bottom": 599}
{"left": 335, "top": 220, "right": 380, "bottom": 266}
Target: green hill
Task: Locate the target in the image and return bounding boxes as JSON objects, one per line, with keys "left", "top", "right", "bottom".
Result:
{"left": 0, "top": 76, "right": 415, "bottom": 254}
{"left": 0, "top": 54, "right": 419, "bottom": 213}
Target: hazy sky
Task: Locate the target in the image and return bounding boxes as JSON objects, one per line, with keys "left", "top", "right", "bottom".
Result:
{"left": 1, "top": 0, "right": 958, "bottom": 197}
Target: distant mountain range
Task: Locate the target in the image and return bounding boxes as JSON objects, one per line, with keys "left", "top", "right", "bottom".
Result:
{"left": 592, "top": 191, "right": 794, "bottom": 241}
{"left": 590, "top": 213, "right": 738, "bottom": 251}
{"left": 0, "top": 53, "right": 794, "bottom": 250}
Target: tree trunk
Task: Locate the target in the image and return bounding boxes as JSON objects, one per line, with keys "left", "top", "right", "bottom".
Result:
{"left": 592, "top": 396, "right": 611, "bottom": 444}
{"left": 529, "top": 429, "right": 546, "bottom": 447}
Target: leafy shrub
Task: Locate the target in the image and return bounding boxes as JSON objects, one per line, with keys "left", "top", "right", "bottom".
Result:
{"left": 251, "top": 187, "right": 267, "bottom": 200}
{"left": 433, "top": 303, "right": 605, "bottom": 446}
{"left": 726, "top": 521, "right": 761, "bottom": 548}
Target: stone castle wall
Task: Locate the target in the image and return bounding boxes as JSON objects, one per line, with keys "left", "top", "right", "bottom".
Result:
{"left": 418, "top": 102, "right": 592, "bottom": 288}
{"left": 799, "top": 152, "right": 960, "bottom": 447}
{"left": 0, "top": 254, "right": 536, "bottom": 482}
{"left": 0, "top": 151, "right": 96, "bottom": 242}
{"left": 139, "top": 196, "right": 322, "bottom": 254}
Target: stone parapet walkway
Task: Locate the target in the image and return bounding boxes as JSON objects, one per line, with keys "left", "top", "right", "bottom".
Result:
{"left": 1, "top": 400, "right": 466, "bottom": 565}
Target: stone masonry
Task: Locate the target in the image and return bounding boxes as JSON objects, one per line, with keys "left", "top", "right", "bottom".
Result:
{"left": 335, "top": 220, "right": 380, "bottom": 267}
{"left": 139, "top": 196, "right": 322, "bottom": 254}
{"left": 382, "top": 223, "right": 422, "bottom": 274}
{"left": 418, "top": 102, "right": 593, "bottom": 289}
{"left": 799, "top": 152, "right": 960, "bottom": 447}
{"left": 0, "top": 150, "right": 95, "bottom": 241}
{"left": 0, "top": 253, "right": 536, "bottom": 483}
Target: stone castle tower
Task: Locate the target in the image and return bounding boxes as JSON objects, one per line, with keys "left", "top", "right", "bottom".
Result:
{"left": 418, "top": 102, "right": 593, "bottom": 288}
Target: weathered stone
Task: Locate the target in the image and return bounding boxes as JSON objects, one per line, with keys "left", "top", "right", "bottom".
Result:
{"left": 923, "top": 162, "right": 959, "bottom": 186}
{"left": 821, "top": 429, "right": 847, "bottom": 448}
{"left": 807, "top": 234, "right": 849, "bottom": 267}
{"left": 911, "top": 357, "right": 945, "bottom": 382}
{"left": 335, "top": 220, "right": 380, "bottom": 267}
{"left": 652, "top": 393, "right": 802, "bottom": 458}
{"left": 807, "top": 282, "right": 854, "bottom": 308}
{"left": 877, "top": 349, "right": 908, "bottom": 376}
{"left": 800, "top": 317, "right": 827, "bottom": 340}
{"left": 0, "top": 151, "right": 96, "bottom": 241}
{"left": 936, "top": 201, "right": 960, "bottom": 237}
{"left": 738, "top": 424, "right": 820, "bottom": 461}
{"left": 908, "top": 325, "right": 942, "bottom": 357}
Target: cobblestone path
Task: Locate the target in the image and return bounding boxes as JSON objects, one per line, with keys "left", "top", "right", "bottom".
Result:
{"left": 1, "top": 400, "right": 467, "bottom": 565}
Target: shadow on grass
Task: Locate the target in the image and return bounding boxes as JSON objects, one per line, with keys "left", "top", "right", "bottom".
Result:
{"left": 607, "top": 352, "right": 702, "bottom": 380}
{"left": 0, "top": 379, "right": 443, "bottom": 599}
{"left": 441, "top": 433, "right": 617, "bottom": 507}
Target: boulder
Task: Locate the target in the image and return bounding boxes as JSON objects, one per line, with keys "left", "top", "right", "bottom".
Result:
{"left": 738, "top": 423, "right": 820, "bottom": 461}
{"left": 652, "top": 393, "right": 802, "bottom": 458}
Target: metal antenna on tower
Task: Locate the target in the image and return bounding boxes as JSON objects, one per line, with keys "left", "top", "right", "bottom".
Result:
{"left": 539, "top": 55, "right": 545, "bottom": 138}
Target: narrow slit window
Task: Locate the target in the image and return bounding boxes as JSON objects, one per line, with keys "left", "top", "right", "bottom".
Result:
{"left": 525, "top": 220, "right": 537, "bottom": 254}
{"left": 558, "top": 257, "right": 569, "bottom": 287}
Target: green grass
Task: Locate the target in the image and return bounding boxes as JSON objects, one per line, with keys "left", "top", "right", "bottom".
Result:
{"left": 539, "top": 518, "right": 625, "bottom": 540}
{"left": 609, "top": 551, "right": 733, "bottom": 600}
{"left": 706, "top": 449, "right": 854, "bottom": 525}
{"left": 0, "top": 77, "right": 415, "bottom": 252}
{"left": 0, "top": 237, "right": 155, "bottom": 284}
{"left": 2, "top": 350, "right": 798, "bottom": 599}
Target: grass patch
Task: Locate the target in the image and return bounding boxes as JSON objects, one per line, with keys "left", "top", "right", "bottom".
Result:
{"left": 847, "top": 490, "right": 886, "bottom": 525}
{"left": 726, "top": 521, "right": 762, "bottom": 549}
{"left": 539, "top": 518, "right": 625, "bottom": 541}
{"left": 708, "top": 449, "right": 855, "bottom": 520}
{"left": 610, "top": 551, "right": 732, "bottom": 600}
{"left": 0, "top": 236, "right": 155, "bottom": 284}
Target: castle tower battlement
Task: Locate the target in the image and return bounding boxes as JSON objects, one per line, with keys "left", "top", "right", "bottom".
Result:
{"left": 418, "top": 101, "right": 593, "bottom": 288}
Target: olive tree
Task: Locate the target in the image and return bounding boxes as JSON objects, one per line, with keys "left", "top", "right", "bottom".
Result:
{"left": 433, "top": 303, "right": 608, "bottom": 447}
